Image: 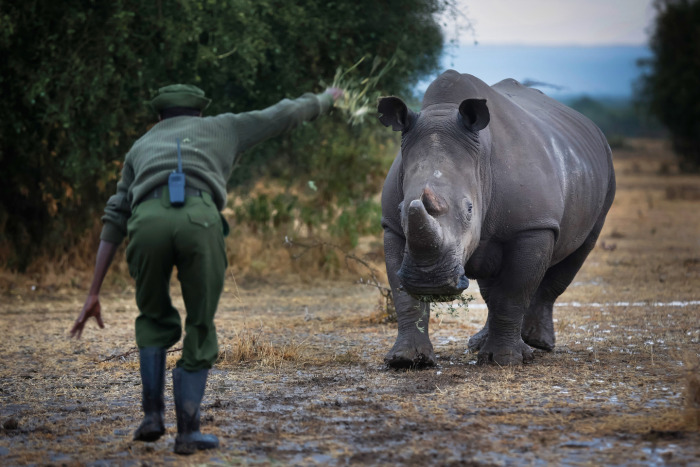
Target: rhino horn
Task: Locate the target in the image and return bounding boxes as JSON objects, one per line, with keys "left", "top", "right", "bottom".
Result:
{"left": 405, "top": 199, "right": 444, "bottom": 260}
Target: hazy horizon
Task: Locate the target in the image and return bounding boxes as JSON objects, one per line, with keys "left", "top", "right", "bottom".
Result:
{"left": 416, "top": 43, "right": 652, "bottom": 100}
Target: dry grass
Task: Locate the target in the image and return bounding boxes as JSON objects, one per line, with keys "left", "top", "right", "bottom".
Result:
{"left": 0, "top": 139, "right": 699, "bottom": 465}
{"left": 217, "top": 326, "right": 308, "bottom": 368}
{"left": 328, "top": 54, "right": 398, "bottom": 126}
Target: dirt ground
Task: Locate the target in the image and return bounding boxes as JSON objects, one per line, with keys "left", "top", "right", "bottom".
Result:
{"left": 1, "top": 139, "right": 699, "bottom": 466}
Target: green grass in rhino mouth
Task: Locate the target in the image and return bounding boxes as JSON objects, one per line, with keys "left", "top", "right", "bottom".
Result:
{"left": 409, "top": 293, "right": 464, "bottom": 303}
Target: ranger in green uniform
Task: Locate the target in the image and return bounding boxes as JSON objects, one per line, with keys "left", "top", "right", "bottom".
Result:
{"left": 70, "top": 84, "right": 343, "bottom": 455}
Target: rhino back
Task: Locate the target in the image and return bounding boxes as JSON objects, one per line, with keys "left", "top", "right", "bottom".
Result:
{"left": 422, "top": 72, "right": 613, "bottom": 263}
{"left": 422, "top": 70, "right": 493, "bottom": 108}
{"left": 482, "top": 77, "right": 614, "bottom": 263}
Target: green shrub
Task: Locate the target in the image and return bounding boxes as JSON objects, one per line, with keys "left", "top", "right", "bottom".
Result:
{"left": 0, "top": 0, "right": 450, "bottom": 270}
{"left": 636, "top": 0, "right": 700, "bottom": 171}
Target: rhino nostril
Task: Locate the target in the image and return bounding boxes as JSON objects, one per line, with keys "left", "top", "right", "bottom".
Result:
{"left": 422, "top": 187, "right": 448, "bottom": 216}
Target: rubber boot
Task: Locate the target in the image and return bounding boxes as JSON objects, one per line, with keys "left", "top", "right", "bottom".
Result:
{"left": 133, "top": 347, "right": 166, "bottom": 441}
{"left": 172, "top": 367, "right": 219, "bottom": 455}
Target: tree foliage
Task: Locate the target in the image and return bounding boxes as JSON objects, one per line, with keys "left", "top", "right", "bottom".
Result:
{"left": 565, "top": 96, "right": 666, "bottom": 147}
{"left": 0, "top": 0, "right": 449, "bottom": 270}
{"left": 637, "top": 0, "right": 700, "bottom": 171}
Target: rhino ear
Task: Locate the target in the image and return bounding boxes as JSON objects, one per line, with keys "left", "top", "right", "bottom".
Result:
{"left": 378, "top": 96, "right": 415, "bottom": 132}
{"left": 458, "top": 98, "right": 490, "bottom": 132}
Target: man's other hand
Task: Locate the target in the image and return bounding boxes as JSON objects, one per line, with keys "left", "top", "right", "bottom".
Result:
{"left": 70, "top": 295, "right": 105, "bottom": 339}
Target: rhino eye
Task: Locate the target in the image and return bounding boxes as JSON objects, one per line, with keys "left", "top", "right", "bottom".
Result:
{"left": 398, "top": 201, "right": 405, "bottom": 214}
{"left": 464, "top": 199, "right": 473, "bottom": 221}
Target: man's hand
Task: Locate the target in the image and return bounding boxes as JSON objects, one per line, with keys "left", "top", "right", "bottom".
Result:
{"left": 325, "top": 87, "right": 344, "bottom": 103}
{"left": 70, "top": 240, "right": 118, "bottom": 339}
{"left": 70, "top": 295, "right": 105, "bottom": 339}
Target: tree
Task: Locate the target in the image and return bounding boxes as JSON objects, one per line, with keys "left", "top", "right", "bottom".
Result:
{"left": 0, "top": 0, "right": 450, "bottom": 270}
{"left": 637, "top": 0, "right": 700, "bottom": 171}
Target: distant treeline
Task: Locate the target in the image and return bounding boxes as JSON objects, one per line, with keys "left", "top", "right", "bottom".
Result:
{"left": 636, "top": 0, "right": 700, "bottom": 171}
{"left": 564, "top": 96, "right": 666, "bottom": 146}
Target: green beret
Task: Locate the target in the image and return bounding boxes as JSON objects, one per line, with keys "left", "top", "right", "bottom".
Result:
{"left": 150, "top": 84, "right": 211, "bottom": 112}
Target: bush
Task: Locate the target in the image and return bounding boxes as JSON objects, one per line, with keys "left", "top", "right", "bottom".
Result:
{"left": 565, "top": 96, "right": 666, "bottom": 147}
{"left": 232, "top": 116, "right": 395, "bottom": 250}
{"left": 636, "top": 0, "right": 700, "bottom": 171}
{"left": 0, "top": 0, "right": 449, "bottom": 270}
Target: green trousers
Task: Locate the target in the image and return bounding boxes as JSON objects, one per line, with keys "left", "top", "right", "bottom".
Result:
{"left": 126, "top": 189, "right": 227, "bottom": 371}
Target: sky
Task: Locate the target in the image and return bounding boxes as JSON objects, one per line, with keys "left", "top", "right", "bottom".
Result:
{"left": 423, "top": 0, "right": 657, "bottom": 98}
{"left": 445, "top": 0, "right": 656, "bottom": 46}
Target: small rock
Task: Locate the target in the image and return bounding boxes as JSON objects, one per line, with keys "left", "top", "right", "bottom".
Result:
{"left": 3, "top": 418, "right": 19, "bottom": 430}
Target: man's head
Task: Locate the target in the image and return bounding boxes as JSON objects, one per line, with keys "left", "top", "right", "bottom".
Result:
{"left": 150, "top": 84, "right": 211, "bottom": 119}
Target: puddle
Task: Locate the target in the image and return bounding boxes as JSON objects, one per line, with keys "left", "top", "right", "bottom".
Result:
{"left": 557, "top": 301, "right": 700, "bottom": 308}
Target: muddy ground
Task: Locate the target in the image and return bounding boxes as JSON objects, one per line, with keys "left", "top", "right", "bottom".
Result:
{"left": 1, "top": 139, "right": 699, "bottom": 466}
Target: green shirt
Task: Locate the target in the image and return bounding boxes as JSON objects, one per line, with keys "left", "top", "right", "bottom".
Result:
{"left": 101, "top": 92, "right": 334, "bottom": 244}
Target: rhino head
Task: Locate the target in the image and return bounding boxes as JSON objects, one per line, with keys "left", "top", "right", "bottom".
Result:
{"left": 378, "top": 95, "right": 491, "bottom": 300}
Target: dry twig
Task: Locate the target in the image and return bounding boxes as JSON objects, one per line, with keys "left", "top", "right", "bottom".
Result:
{"left": 100, "top": 346, "right": 182, "bottom": 362}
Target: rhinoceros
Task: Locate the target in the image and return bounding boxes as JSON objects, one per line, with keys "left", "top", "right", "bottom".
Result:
{"left": 378, "top": 70, "right": 615, "bottom": 367}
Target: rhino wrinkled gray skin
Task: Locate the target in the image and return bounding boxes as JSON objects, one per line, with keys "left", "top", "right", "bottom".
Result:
{"left": 378, "top": 70, "right": 616, "bottom": 368}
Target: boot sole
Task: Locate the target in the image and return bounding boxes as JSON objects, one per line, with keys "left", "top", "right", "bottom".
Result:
{"left": 174, "top": 442, "right": 218, "bottom": 455}
{"left": 133, "top": 428, "right": 165, "bottom": 442}
{"left": 174, "top": 436, "right": 219, "bottom": 455}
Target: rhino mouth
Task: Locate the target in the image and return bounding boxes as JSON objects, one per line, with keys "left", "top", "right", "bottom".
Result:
{"left": 397, "top": 261, "right": 469, "bottom": 302}
{"left": 398, "top": 192, "right": 472, "bottom": 301}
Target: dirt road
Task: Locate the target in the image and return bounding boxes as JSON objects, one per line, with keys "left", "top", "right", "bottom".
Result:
{"left": 1, "top": 140, "right": 698, "bottom": 465}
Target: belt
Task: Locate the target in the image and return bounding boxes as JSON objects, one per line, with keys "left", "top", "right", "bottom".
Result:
{"left": 138, "top": 185, "right": 207, "bottom": 204}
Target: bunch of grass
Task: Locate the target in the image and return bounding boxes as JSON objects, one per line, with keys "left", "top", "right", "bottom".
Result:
{"left": 216, "top": 327, "right": 306, "bottom": 368}
{"left": 326, "top": 54, "right": 397, "bottom": 127}
{"left": 412, "top": 293, "right": 464, "bottom": 303}
{"left": 414, "top": 292, "right": 474, "bottom": 333}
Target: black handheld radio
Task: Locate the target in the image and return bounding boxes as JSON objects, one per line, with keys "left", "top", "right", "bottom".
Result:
{"left": 168, "top": 138, "right": 186, "bottom": 207}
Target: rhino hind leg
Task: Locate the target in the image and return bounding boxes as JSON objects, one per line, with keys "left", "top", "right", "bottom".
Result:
{"left": 521, "top": 301, "right": 555, "bottom": 351}
{"left": 467, "top": 324, "right": 488, "bottom": 352}
{"left": 522, "top": 216, "right": 607, "bottom": 351}
{"left": 467, "top": 278, "right": 495, "bottom": 352}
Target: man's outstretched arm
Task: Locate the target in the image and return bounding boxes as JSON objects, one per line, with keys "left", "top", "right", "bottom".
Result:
{"left": 70, "top": 240, "right": 119, "bottom": 339}
{"left": 233, "top": 87, "right": 344, "bottom": 154}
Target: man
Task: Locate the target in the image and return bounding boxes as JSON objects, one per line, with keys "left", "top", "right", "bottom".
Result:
{"left": 70, "top": 84, "right": 343, "bottom": 455}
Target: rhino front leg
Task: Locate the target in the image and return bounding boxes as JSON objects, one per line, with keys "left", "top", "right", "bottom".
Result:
{"left": 478, "top": 230, "right": 555, "bottom": 366}
{"left": 383, "top": 229, "right": 436, "bottom": 369}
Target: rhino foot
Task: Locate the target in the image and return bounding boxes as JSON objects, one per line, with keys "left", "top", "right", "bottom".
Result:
{"left": 467, "top": 325, "right": 489, "bottom": 352}
{"left": 522, "top": 312, "right": 555, "bottom": 351}
{"left": 477, "top": 339, "right": 533, "bottom": 366}
{"left": 384, "top": 335, "right": 436, "bottom": 369}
